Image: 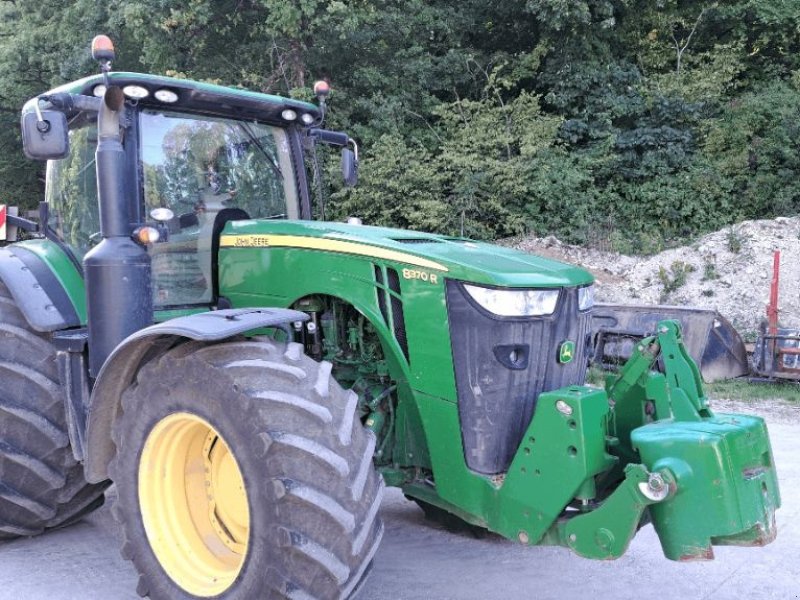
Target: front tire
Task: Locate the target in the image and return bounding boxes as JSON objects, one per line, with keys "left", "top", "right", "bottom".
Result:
{"left": 0, "top": 280, "right": 108, "bottom": 539}
{"left": 111, "top": 338, "right": 384, "bottom": 599}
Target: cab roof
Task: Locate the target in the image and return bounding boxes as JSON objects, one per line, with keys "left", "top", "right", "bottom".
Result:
{"left": 25, "top": 72, "right": 320, "bottom": 125}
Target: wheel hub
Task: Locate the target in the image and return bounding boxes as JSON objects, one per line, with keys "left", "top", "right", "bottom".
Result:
{"left": 206, "top": 430, "right": 248, "bottom": 554}
{"left": 138, "top": 412, "right": 250, "bottom": 597}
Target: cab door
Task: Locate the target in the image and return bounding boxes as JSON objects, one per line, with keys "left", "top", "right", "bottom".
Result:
{"left": 138, "top": 109, "right": 300, "bottom": 310}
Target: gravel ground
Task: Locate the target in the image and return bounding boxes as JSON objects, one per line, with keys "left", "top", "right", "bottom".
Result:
{"left": 0, "top": 400, "right": 797, "bottom": 600}
{"left": 510, "top": 216, "right": 800, "bottom": 334}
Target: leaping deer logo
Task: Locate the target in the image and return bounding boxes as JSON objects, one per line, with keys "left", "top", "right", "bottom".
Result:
{"left": 559, "top": 341, "right": 575, "bottom": 363}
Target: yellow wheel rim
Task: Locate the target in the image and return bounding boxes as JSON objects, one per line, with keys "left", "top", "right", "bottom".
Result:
{"left": 138, "top": 412, "right": 250, "bottom": 597}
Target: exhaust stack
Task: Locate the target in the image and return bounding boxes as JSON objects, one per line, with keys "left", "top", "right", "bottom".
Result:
{"left": 83, "top": 39, "right": 152, "bottom": 377}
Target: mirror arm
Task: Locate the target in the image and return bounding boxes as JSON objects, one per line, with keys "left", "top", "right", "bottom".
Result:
{"left": 308, "top": 128, "right": 349, "bottom": 148}
{"left": 6, "top": 214, "right": 38, "bottom": 233}
{"left": 38, "top": 201, "right": 61, "bottom": 244}
{"left": 41, "top": 93, "right": 102, "bottom": 115}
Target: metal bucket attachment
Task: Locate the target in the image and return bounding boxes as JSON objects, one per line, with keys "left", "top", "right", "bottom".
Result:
{"left": 592, "top": 304, "right": 749, "bottom": 382}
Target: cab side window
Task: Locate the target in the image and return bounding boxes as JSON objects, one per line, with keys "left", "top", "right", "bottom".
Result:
{"left": 45, "top": 118, "right": 100, "bottom": 260}
{"left": 140, "top": 110, "right": 298, "bottom": 308}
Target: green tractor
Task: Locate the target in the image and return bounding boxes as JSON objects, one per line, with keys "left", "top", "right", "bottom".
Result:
{"left": 0, "top": 37, "right": 779, "bottom": 599}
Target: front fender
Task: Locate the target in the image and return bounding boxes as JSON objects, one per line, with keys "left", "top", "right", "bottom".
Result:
{"left": 84, "top": 307, "right": 309, "bottom": 483}
{"left": 0, "top": 245, "right": 81, "bottom": 331}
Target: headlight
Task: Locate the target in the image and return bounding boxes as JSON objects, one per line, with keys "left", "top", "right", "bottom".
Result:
{"left": 464, "top": 284, "right": 559, "bottom": 317}
{"left": 578, "top": 284, "right": 595, "bottom": 311}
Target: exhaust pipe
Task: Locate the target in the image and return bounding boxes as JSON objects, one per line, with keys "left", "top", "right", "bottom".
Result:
{"left": 83, "top": 87, "right": 152, "bottom": 377}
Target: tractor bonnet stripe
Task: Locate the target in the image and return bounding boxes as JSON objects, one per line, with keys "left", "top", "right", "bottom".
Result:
{"left": 219, "top": 234, "right": 449, "bottom": 272}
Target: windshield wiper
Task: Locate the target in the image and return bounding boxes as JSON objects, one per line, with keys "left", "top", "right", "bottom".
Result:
{"left": 238, "top": 122, "right": 283, "bottom": 179}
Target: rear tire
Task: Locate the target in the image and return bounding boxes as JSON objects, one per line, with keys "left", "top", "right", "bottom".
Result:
{"left": 111, "top": 337, "right": 384, "bottom": 599}
{"left": 0, "top": 281, "right": 108, "bottom": 539}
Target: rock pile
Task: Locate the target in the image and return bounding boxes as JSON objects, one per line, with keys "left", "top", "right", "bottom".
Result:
{"left": 511, "top": 216, "right": 800, "bottom": 335}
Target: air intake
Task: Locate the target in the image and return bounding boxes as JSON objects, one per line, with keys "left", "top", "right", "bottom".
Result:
{"left": 387, "top": 267, "right": 410, "bottom": 363}
{"left": 391, "top": 238, "right": 443, "bottom": 244}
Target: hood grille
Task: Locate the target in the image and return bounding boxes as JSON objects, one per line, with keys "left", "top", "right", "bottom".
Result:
{"left": 446, "top": 281, "right": 591, "bottom": 475}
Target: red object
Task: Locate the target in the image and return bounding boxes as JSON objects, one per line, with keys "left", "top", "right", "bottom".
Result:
{"left": 313, "top": 80, "right": 331, "bottom": 97}
{"left": 91, "top": 35, "right": 115, "bottom": 62}
{"left": 767, "top": 250, "right": 780, "bottom": 334}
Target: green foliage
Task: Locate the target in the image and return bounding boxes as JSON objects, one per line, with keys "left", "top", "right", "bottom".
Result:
{"left": 657, "top": 260, "right": 695, "bottom": 301}
{"left": 726, "top": 226, "right": 745, "bottom": 254}
{"left": 328, "top": 134, "right": 450, "bottom": 232}
{"left": 0, "top": 0, "right": 797, "bottom": 248}
{"left": 0, "top": 1, "right": 117, "bottom": 207}
{"left": 706, "top": 379, "right": 800, "bottom": 404}
{"left": 703, "top": 81, "right": 800, "bottom": 220}
{"left": 332, "top": 80, "right": 562, "bottom": 239}
{"left": 702, "top": 257, "right": 718, "bottom": 281}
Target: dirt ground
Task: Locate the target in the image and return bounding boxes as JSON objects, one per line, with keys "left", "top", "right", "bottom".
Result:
{"left": 0, "top": 399, "right": 797, "bottom": 600}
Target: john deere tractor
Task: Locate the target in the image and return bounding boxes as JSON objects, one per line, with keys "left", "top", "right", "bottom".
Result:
{"left": 0, "top": 37, "right": 779, "bottom": 599}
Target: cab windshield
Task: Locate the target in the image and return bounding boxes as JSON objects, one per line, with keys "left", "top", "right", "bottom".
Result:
{"left": 140, "top": 110, "right": 298, "bottom": 220}
{"left": 46, "top": 108, "right": 300, "bottom": 307}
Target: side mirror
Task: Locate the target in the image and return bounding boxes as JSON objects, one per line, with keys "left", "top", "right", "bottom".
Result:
{"left": 21, "top": 110, "right": 69, "bottom": 160}
{"left": 342, "top": 147, "right": 358, "bottom": 187}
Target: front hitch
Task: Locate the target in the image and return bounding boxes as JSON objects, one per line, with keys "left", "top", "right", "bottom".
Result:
{"left": 607, "top": 319, "right": 780, "bottom": 560}
{"left": 557, "top": 464, "right": 676, "bottom": 559}
{"left": 406, "top": 320, "right": 779, "bottom": 564}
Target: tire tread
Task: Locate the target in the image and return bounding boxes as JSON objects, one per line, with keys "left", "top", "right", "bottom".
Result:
{"left": 0, "top": 280, "right": 107, "bottom": 539}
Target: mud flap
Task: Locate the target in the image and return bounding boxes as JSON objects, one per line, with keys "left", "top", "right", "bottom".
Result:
{"left": 592, "top": 304, "right": 748, "bottom": 382}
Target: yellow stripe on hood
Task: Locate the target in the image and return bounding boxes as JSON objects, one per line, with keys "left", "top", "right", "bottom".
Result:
{"left": 219, "top": 234, "right": 449, "bottom": 272}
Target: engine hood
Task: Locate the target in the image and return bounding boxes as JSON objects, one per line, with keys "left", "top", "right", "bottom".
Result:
{"left": 221, "top": 219, "right": 594, "bottom": 288}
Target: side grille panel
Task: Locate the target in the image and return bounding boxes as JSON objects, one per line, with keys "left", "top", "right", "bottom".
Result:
{"left": 374, "top": 265, "right": 389, "bottom": 326}
{"left": 387, "top": 268, "right": 410, "bottom": 363}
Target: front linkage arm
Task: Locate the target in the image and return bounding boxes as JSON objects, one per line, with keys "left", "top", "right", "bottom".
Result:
{"left": 595, "top": 320, "right": 779, "bottom": 560}
{"left": 608, "top": 319, "right": 712, "bottom": 429}
{"left": 555, "top": 463, "right": 675, "bottom": 560}
{"left": 504, "top": 320, "right": 776, "bottom": 560}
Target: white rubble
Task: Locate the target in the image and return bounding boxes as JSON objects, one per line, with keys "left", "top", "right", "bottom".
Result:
{"left": 510, "top": 216, "right": 800, "bottom": 334}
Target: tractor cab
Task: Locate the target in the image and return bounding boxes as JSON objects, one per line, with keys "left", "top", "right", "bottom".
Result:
{"left": 26, "top": 71, "right": 325, "bottom": 310}
{"left": 21, "top": 38, "right": 355, "bottom": 378}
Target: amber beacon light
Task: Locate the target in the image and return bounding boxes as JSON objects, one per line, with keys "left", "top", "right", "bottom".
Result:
{"left": 91, "top": 35, "right": 115, "bottom": 63}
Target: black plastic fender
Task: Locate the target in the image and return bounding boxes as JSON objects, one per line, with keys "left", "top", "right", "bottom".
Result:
{"left": 0, "top": 245, "right": 81, "bottom": 331}
{"left": 84, "top": 307, "right": 309, "bottom": 483}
